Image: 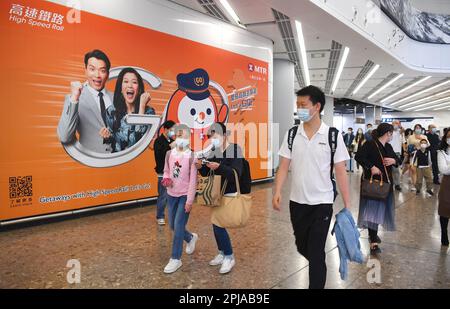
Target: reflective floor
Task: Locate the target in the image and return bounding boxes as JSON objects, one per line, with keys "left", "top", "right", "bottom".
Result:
{"left": 0, "top": 171, "right": 449, "bottom": 289}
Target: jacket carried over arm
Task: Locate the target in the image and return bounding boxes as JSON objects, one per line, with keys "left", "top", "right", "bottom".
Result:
{"left": 331, "top": 208, "right": 364, "bottom": 280}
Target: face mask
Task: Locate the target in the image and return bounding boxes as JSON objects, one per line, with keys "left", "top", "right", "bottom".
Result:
{"left": 176, "top": 138, "right": 189, "bottom": 148}
{"left": 447, "top": 138, "right": 450, "bottom": 145}
{"left": 394, "top": 125, "right": 399, "bottom": 131}
{"left": 415, "top": 129, "right": 422, "bottom": 135}
{"left": 431, "top": 128, "right": 437, "bottom": 134}
{"left": 211, "top": 138, "right": 221, "bottom": 148}
{"left": 348, "top": 131, "right": 352, "bottom": 134}
{"left": 297, "top": 108, "right": 314, "bottom": 122}
{"left": 367, "top": 128, "right": 372, "bottom": 133}
{"left": 420, "top": 143, "right": 427, "bottom": 149}
{"left": 167, "top": 130, "right": 175, "bottom": 138}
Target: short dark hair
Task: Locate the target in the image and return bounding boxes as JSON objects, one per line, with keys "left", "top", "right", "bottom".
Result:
{"left": 162, "top": 120, "right": 176, "bottom": 129}
{"left": 84, "top": 49, "right": 111, "bottom": 71}
{"left": 207, "top": 122, "right": 228, "bottom": 137}
{"left": 367, "top": 123, "right": 373, "bottom": 127}
{"left": 295, "top": 85, "right": 326, "bottom": 113}
{"left": 348, "top": 127, "right": 353, "bottom": 130}
{"left": 414, "top": 124, "right": 422, "bottom": 130}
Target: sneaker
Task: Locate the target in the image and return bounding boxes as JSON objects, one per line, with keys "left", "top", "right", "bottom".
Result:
{"left": 219, "top": 256, "right": 235, "bottom": 274}
{"left": 164, "top": 258, "right": 182, "bottom": 274}
{"left": 157, "top": 218, "right": 165, "bottom": 226}
{"left": 426, "top": 189, "right": 434, "bottom": 196}
{"left": 416, "top": 190, "right": 421, "bottom": 195}
{"left": 395, "top": 185, "right": 402, "bottom": 192}
{"left": 410, "top": 186, "right": 416, "bottom": 192}
{"left": 209, "top": 252, "right": 225, "bottom": 266}
{"left": 185, "top": 233, "right": 198, "bottom": 255}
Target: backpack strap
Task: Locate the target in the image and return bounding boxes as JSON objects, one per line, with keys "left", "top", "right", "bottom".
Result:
{"left": 328, "top": 127, "right": 338, "bottom": 179}
{"left": 329, "top": 127, "right": 339, "bottom": 201}
{"left": 288, "top": 125, "right": 299, "bottom": 152}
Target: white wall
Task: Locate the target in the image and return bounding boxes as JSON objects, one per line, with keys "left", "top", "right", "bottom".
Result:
{"left": 333, "top": 114, "right": 365, "bottom": 133}
{"left": 382, "top": 111, "right": 450, "bottom": 131}
{"left": 273, "top": 59, "right": 295, "bottom": 169}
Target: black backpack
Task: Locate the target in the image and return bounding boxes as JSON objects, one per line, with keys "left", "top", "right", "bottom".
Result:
{"left": 239, "top": 158, "right": 252, "bottom": 194}
{"left": 287, "top": 125, "right": 339, "bottom": 201}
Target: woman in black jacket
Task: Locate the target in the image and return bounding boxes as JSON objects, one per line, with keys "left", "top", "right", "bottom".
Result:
{"left": 355, "top": 123, "right": 400, "bottom": 255}
{"left": 196, "top": 122, "right": 243, "bottom": 274}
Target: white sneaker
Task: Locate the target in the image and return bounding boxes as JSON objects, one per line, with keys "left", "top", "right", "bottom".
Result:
{"left": 209, "top": 253, "right": 225, "bottom": 266}
{"left": 185, "top": 233, "right": 198, "bottom": 255}
{"left": 157, "top": 218, "right": 165, "bottom": 226}
{"left": 164, "top": 258, "right": 182, "bottom": 274}
{"left": 219, "top": 256, "right": 235, "bottom": 274}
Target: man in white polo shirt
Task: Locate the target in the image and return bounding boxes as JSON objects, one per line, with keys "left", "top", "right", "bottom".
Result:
{"left": 273, "top": 85, "right": 351, "bottom": 289}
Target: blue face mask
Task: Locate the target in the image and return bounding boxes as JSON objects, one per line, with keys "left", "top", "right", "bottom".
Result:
{"left": 431, "top": 128, "right": 437, "bottom": 134}
{"left": 297, "top": 108, "right": 313, "bottom": 122}
{"left": 167, "top": 130, "right": 175, "bottom": 138}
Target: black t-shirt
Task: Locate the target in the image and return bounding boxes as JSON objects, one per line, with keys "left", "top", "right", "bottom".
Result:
{"left": 154, "top": 134, "right": 172, "bottom": 175}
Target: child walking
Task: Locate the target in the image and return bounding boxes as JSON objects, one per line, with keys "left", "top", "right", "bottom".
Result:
{"left": 412, "top": 138, "right": 434, "bottom": 196}
{"left": 162, "top": 124, "right": 198, "bottom": 274}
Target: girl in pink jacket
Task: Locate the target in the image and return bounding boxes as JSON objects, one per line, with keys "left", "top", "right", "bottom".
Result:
{"left": 161, "top": 124, "right": 198, "bottom": 274}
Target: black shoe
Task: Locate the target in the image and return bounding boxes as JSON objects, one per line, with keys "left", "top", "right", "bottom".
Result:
{"left": 441, "top": 237, "right": 449, "bottom": 247}
{"left": 370, "top": 244, "right": 382, "bottom": 255}
{"left": 375, "top": 236, "right": 382, "bottom": 243}
{"left": 434, "top": 180, "right": 441, "bottom": 185}
{"left": 427, "top": 189, "right": 434, "bottom": 196}
{"left": 416, "top": 191, "right": 421, "bottom": 195}
{"left": 395, "top": 185, "right": 402, "bottom": 192}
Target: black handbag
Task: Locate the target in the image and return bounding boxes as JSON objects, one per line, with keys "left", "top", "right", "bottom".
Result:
{"left": 361, "top": 142, "right": 391, "bottom": 201}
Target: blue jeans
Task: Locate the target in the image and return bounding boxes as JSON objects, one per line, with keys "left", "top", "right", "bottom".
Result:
{"left": 156, "top": 177, "right": 167, "bottom": 219}
{"left": 167, "top": 195, "right": 193, "bottom": 259}
{"left": 213, "top": 224, "right": 233, "bottom": 256}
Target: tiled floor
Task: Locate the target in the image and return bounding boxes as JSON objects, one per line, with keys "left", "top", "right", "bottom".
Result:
{"left": 0, "top": 171, "right": 449, "bottom": 289}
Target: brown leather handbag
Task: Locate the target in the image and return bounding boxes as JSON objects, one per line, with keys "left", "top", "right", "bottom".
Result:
{"left": 361, "top": 142, "right": 391, "bottom": 201}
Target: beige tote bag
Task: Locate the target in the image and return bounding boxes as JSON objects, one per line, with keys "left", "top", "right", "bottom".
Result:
{"left": 211, "top": 169, "right": 252, "bottom": 228}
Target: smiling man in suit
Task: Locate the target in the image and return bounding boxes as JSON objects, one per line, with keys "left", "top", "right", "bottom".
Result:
{"left": 57, "top": 49, "right": 114, "bottom": 153}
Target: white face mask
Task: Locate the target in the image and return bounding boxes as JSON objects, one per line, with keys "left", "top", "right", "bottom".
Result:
{"left": 176, "top": 138, "right": 190, "bottom": 148}
{"left": 211, "top": 138, "right": 221, "bottom": 148}
{"left": 420, "top": 143, "right": 427, "bottom": 149}
{"left": 447, "top": 138, "right": 450, "bottom": 145}
{"left": 297, "top": 108, "right": 315, "bottom": 122}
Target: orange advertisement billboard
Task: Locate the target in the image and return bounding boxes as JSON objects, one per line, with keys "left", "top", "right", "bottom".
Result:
{"left": 0, "top": 0, "right": 269, "bottom": 222}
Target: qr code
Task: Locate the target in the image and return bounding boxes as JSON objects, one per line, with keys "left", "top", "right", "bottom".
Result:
{"left": 9, "top": 176, "right": 33, "bottom": 199}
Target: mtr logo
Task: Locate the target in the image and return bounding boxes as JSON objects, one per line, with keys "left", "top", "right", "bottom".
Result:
{"left": 248, "top": 63, "right": 267, "bottom": 75}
